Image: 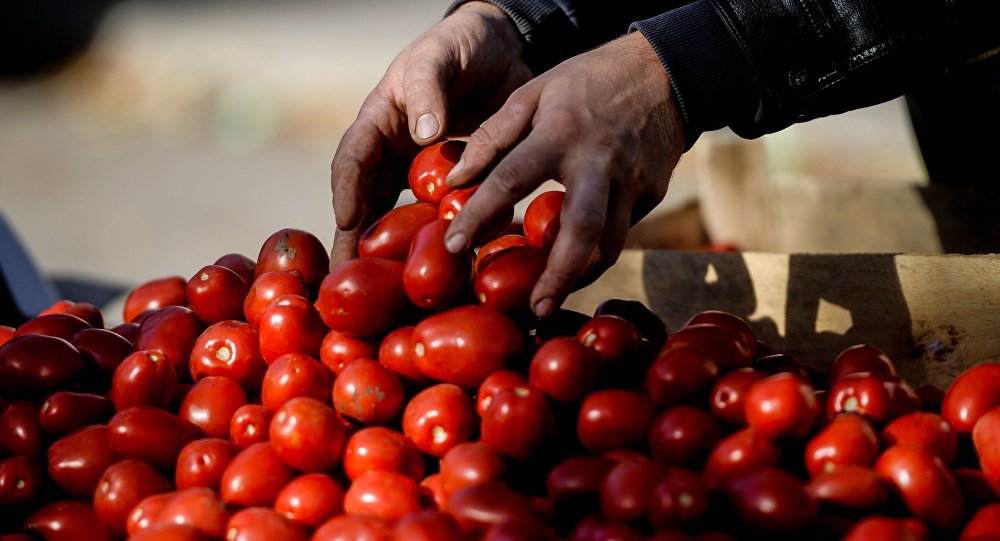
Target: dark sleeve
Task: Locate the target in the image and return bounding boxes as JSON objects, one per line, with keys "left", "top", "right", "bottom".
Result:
{"left": 634, "top": 0, "right": 1000, "bottom": 145}
{"left": 445, "top": 0, "right": 690, "bottom": 74}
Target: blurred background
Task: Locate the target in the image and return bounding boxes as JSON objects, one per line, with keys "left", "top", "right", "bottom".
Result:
{"left": 0, "top": 0, "right": 942, "bottom": 324}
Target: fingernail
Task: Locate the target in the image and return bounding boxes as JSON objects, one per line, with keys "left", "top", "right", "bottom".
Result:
{"left": 445, "top": 232, "right": 467, "bottom": 253}
{"left": 416, "top": 113, "right": 439, "bottom": 140}
{"left": 445, "top": 159, "right": 465, "bottom": 187}
{"left": 534, "top": 298, "right": 556, "bottom": 318}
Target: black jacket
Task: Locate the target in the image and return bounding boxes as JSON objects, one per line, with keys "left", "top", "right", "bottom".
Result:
{"left": 447, "top": 0, "right": 1000, "bottom": 148}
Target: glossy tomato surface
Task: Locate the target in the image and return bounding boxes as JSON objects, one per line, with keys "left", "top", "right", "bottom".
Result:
{"left": 186, "top": 264, "right": 248, "bottom": 325}
{"left": 261, "top": 352, "right": 332, "bottom": 411}
{"left": 221, "top": 442, "right": 295, "bottom": 508}
{"left": 359, "top": 202, "right": 440, "bottom": 261}
{"left": 402, "top": 383, "right": 476, "bottom": 457}
{"left": 123, "top": 276, "right": 187, "bottom": 324}
{"left": 343, "top": 427, "right": 424, "bottom": 481}
{"left": 274, "top": 473, "right": 345, "bottom": 529}
{"left": 523, "top": 190, "right": 563, "bottom": 249}
{"left": 255, "top": 228, "right": 330, "bottom": 294}
{"left": 189, "top": 320, "right": 267, "bottom": 393}
{"left": 408, "top": 140, "right": 463, "bottom": 204}
{"left": 875, "top": 444, "right": 965, "bottom": 530}
{"left": 576, "top": 390, "right": 655, "bottom": 453}
{"left": 258, "top": 294, "right": 327, "bottom": 363}
{"left": 403, "top": 219, "right": 471, "bottom": 311}
{"left": 332, "top": 358, "right": 405, "bottom": 425}
{"left": 315, "top": 258, "right": 407, "bottom": 337}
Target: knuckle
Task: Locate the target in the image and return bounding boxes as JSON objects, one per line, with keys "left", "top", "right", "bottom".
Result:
{"left": 541, "top": 108, "right": 580, "bottom": 140}
{"left": 489, "top": 166, "right": 523, "bottom": 197}
{"left": 567, "top": 207, "right": 605, "bottom": 239}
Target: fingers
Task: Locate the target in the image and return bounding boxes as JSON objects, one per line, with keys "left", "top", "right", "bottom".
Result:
{"left": 331, "top": 116, "right": 387, "bottom": 231}
{"left": 530, "top": 160, "right": 612, "bottom": 318}
{"left": 444, "top": 127, "right": 559, "bottom": 254}
{"left": 329, "top": 226, "right": 362, "bottom": 270}
{"left": 446, "top": 86, "right": 539, "bottom": 188}
{"left": 575, "top": 193, "right": 632, "bottom": 290}
{"left": 402, "top": 50, "right": 453, "bottom": 144}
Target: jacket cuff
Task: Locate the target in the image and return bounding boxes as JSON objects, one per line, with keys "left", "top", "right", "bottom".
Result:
{"left": 631, "top": 1, "right": 759, "bottom": 148}
{"left": 446, "top": 0, "right": 583, "bottom": 74}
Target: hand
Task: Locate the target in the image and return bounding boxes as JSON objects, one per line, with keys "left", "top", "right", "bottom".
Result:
{"left": 330, "top": 2, "right": 532, "bottom": 267}
{"left": 443, "top": 31, "right": 686, "bottom": 318}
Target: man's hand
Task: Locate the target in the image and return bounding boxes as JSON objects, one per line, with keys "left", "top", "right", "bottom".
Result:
{"left": 443, "top": 31, "right": 686, "bottom": 318}
{"left": 330, "top": 2, "right": 532, "bottom": 267}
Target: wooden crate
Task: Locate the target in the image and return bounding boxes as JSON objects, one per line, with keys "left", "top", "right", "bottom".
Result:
{"left": 565, "top": 250, "right": 1000, "bottom": 388}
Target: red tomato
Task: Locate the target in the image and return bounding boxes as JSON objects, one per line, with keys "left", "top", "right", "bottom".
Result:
{"left": 962, "top": 503, "right": 1000, "bottom": 540}
{"left": 666, "top": 323, "right": 752, "bottom": 372}
{"left": 682, "top": 310, "right": 756, "bottom": 356}
{"left": 93, "top": 459, "right": 172, "bottom": 536}
{"left": 274, "top": 473, "right": 345, "bottom": 528}
{"left": 321, "top": 329, "right": 378, "bottom": 376}
{"left": 343, "top": 469, "right": 423, "bottom": 521}
{"left": 38, "top": 298, "right": 76, "bottom": 316}
{"left": 261, "top": 353, "right": 332, "bottom": 411}
{"left": 110, "top": 349, "right": 177, "bottom": 410}
{"left": 15, "top": 313, "right": 91, "bottom": 341}
{"left": 343, "top": 427, "right": 425, "bottom": 481}
{"left": 0, "top": 455, "right": 43, "bottom": 506}
{"left": 127, "top": 491, "right": 177, "bottom": 536}
{"left": 215, "top": 252, "right": 257, "bottom": 286}
{"left": 128, "top": 523, "right": 206, "bottom": 541}
{"left": 229, "top": 404, "right": 273, "bottom": 449}
{"left": 575, "top": 315, "right": 643, "bottom": 364}
{"left": 546, "top": 456, "right": 614, "bottom": 505}
{"left": 221, "top": 442, "right": 295, "bottom": 507}
{"left": 0, "top": 335, "right": 87, "bottom": 397}
{"left": 124, "top": 276, "right": 187, "bottom": 323}
{"left": 726, "top": 466, "right": 817, "bottom": 533}
{"left": 0, "top": 325, "right": 14, "bottom": 348}
{"left": 243, "top": 270, "right": 309, "bottom": 327}
{"left": 255, "top": 228, "right": 330, "bottom": 294}
{"left": 392, "top": 510, "right": 464, "bottom": 541}
{"left": 954, "top": 467, "right": 999, "bottom": 510}
{"left": 882, "top": 411, "right": 958, "bottom": 464}
{"left": 943, "top": 363, "right": 1000, "bottom": 434}
{"left": 71, "top": 327, "right": 133, "bottom": 374}
{"left": 333, "top": 358, "right": 405, "bottom": 425}
{"left": 360, "top": 202, "right": 440, "bottom": 261}
{"left": 973, "top": 407, "right": 1000, "bottom": 494}
{"left": 47, "top": 424, "right": 119, "bottom": 497}
{"left": 474, "top": 246, "right": 547, "bottom": 313}
{"left": 156, "top": 486, "right": 231, "bottom": 539}
{"left": 481, "top": 385, "right": 555, "bottom": 461}
{"left": 270, "top": 397, "right": 349, "bottom": 472}
{"left": 108, "top": 322, "right": 141, "bottom": 346}
{"left": 600, "top": 458, "right": 664, "bottom": 523}
{"left": 313, "top": 515, "right": 392, "bottom": 541}
{"left": 875, "top": 444, "right": 965, "bottom": 530}
{"left": 24, "top": 500, "right": 114, "bottom": 541}
{"left": 402, "top": 383, "right": 476, "bottom": 457}
{"left": 0, "top": 400, "right": 44, "bottom": 457}
{"left": 408, "top": 140, "right": 463, "bottom": 204}
{"left": 752, "top": 353, "right": 812, "bottom": 383}
{"left": 439, "top": 186, "right": 475, "bottom": 220}
{"left": 646, "top": 467, "right": 710, "bottom": 529}
{"left": 702, "top": 428, "right": 781, "bottom": 490}
{"left": 828, "top": 344, "right": 896, "bottom": 384}
{"left": 572, "top": 516, "right": 644, "bottom": 541}
{"left": 827, "top": 372, "right": 920, "bottom": 424}
{"left": 445, "top": 482, "right": 538, "bottom": 535}
{"left": 523, "top": 191, "right": 563, "bottom": 249}
{"left": 421, "top": 473, "right": 448, "bottom": 510}
{"left": 378, "top": 326, "right": 429, "bottom": 385}
{"left": 528, "top": 336, "right": 602, "bottom": 403}
{"left": 806, "top": 464, "right": 888, "bottom": 511}
{"left": 594, "top": 298, "right": 669, "bottom": 349}
{"left": 645, "top": 346, "right": 720, "bottom": 409}
{"left": 649, "top": 406, "right": 723, "bottom": 467}
{"left": 439, "top": 441, "right": 506, "bottom": 497}
{"left": 189, "top": 320, "right": 267, "bottom": 393}
{"left": 475, "top": 234, "right": 530, "bottom": 274}
{"left": 175, "top": 438, "right": 236, "bottom": 490}
{"left": 915, "top": 383, "right": 945, "bottom": 412}
{"left": 39, "top": 391, "right": 114, "bottom": 437}
{"left": 577, "top": 390, "right": 655, "bottom": 453}
{"left": 108, "top": 406, "right": 200, "bottom": 468}
{"left": 135, "top": 306, "right": 204, "bottom": 380}
{"left": 402, "top": 219, "right": 471, "bottom": 310}
{"left": 744, "top": 372, "right": 820, "bottom": 440}
{"left": 841, "top": 516, "right": 929, "bottom": 541}
{"left": 476, "top": 369, "right": 527, "bottom": 417}
{"left": 413, "top": 305, "right": 525, "bottom": 389}
{"left": 186, "top": 265, "right": 248, "bottom": 325}
{"left": 225, "top": 507, "right": 307, "bottom": 541}
{"left": 315, "top": 258, "right": 408, "bottom": 337}
{"left": 804, "top": 413, "right": 880, "bottom": 477}
{"left": 258, "top": 294, "right": 327, "bottom": 363}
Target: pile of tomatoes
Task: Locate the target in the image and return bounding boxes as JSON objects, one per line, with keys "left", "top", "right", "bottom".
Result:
{"left": 3, "top": 141, "right": 1000, "bottom": 541}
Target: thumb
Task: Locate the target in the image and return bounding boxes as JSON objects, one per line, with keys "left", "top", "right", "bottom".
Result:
{"left": 403, "top": 54, "right": 451, "bottom": 144}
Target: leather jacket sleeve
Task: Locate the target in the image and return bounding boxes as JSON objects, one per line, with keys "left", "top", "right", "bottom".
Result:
{"left": 448, "top": 0, "right": 1000, "bottom": 148}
